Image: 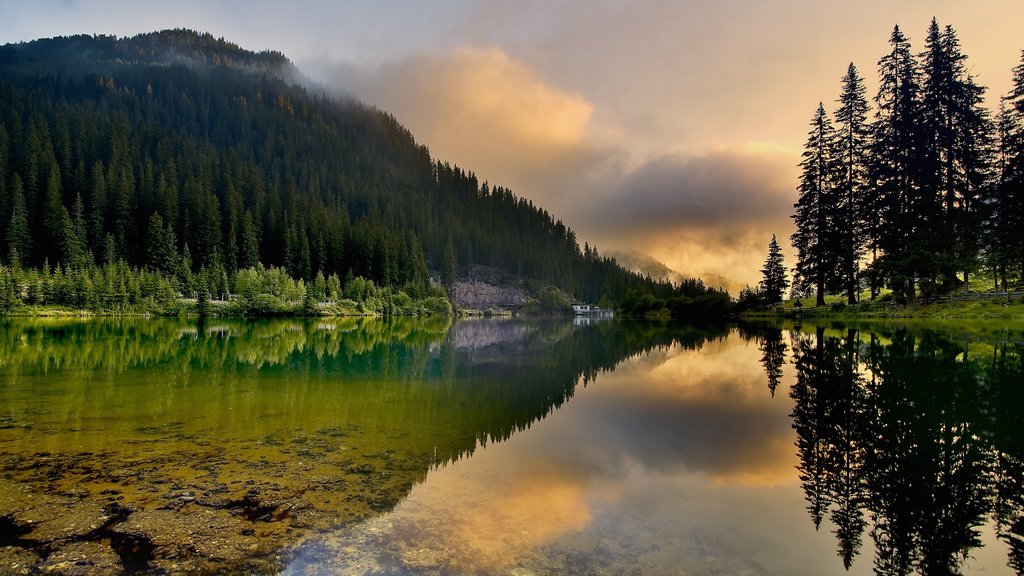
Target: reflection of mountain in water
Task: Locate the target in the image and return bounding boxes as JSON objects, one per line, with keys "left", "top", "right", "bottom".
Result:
{"left": 747, "top": 323, "right": 1024, "bottom": 574}
{"left": 0, "top": 317, "right": 723, "bottom": 574}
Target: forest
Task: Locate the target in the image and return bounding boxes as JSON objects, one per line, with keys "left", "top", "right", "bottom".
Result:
{"left": 0, "top": 30, "right": 725, "bottom": 317}
{"left": 790, "top": 18, "right": 1024, "bottom": 306}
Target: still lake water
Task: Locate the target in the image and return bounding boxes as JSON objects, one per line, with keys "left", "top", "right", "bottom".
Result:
{"left": 0, "top": 317, "right": 1021, "bottom": 575}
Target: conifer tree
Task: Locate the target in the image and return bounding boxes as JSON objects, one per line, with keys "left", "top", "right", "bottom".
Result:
{"left": 918, "top": 20, "right": 992, "bottom": 293}
{"left": 239, "top": 210, "right": 261, "bottom": 270}
{"left": 5, "top": 175, "right": 30, "bottom": 267}
{"left": 987, "top": 100, "right": 1020, "bottom": 289}
{"left": 146, "top": 213, "right": 179, "bottom": 274}
{"left": 793, "top": 103, "right": 838, "bottom": 306}
{"left": 989, "top": 51, "right": 1024, "bottom": 288}
{"left": 833, "top": 64, "right": 871, "bottom": 304}
{"left": 759, "top": 234, "right": 789, "bottom": 305}
{"left": 68, "top": 193, "right": 91, "bottom": 269}
{"left": 442, "top": 237, "right": 457, "bottom": 305}
{"left": 871, "top": 25, "right": 924, "bottom": 301}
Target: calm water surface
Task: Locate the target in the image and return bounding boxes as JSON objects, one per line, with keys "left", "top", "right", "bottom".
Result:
{"left": 0, "top": 317, "right": 1021, "bottom": 575}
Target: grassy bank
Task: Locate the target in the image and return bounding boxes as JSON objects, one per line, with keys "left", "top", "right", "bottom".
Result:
{"left": 741, "top": 291, "right": 1024, "bottom": 321}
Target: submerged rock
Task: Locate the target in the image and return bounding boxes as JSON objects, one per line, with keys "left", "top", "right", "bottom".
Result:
{"left": 37, "top": 541, "right": 122, "bottom": 576}
{"left": 0, "top": 546, "right": 39, "bottom": 576}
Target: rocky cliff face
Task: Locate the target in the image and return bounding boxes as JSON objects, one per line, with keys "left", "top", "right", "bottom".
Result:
{"left": 454, "top": 280, "right": 532, "bottom": 309}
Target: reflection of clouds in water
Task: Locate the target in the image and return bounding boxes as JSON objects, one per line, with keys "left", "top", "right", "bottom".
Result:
{"left": 283, "top": 332, "right": 803, "bottom": 574}
{"left": 582, "top": 338, "right": 796, "bottom": 484}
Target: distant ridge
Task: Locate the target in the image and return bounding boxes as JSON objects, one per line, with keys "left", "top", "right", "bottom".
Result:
{"left": 0, "top": 29, "right": 292, "bottom": 76}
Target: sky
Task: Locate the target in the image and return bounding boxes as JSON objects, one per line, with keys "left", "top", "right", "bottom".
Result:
{"left": 3, "top": 1, "right": 1023, "bottom": 290}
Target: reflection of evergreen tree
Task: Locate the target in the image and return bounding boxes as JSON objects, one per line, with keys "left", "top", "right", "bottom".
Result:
{"left": 827, "top": 328, "right": 867, "bottom": 569}
{"left": 987, "top": 343, "right": 1024, "bottom": 573}
{"left": 865, "top": 331, "right": 992, "bottom": 575}
{"left": 757, "top": 326, "right": 786, "bottom": 397}
{"left": 789, "top": 326, "right": 867, "bottom": 565}
{"left": 0, "top": 317, "right": 726, "bottom": 466}
{"left": 786, "top": 324, "right": 1006, "bottom": 574}
{"left": 790, "top": 326, "right": 833, "bottom": 528}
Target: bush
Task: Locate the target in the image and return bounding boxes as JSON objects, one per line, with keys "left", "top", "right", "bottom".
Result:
{"left": 240, "top": 294, "right": 293, "bottom": 317}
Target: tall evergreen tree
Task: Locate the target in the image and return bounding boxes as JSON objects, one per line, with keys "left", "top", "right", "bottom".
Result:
{"left": 5, "top": 175, "right": 30, "bottom": 267}
{"left": 442, "top": 236, "right": 457, "bottom": 305}
{"left": 793, "top": 103, "right": 838, "bottom": 306}
{"left": 871, "top": 25, "right": 924, "bottom": 301}
{"left": 833, "top": 63, "right": 871, "bottom": 304}
{"left": 239, "top": 209, "right": 260, "bottom": 269}
{"left": 69, "top": 192, "right": 92, "bottom": 269}
{"left": 986, "top": 100, "right": 1021, "bottom": 289}
{"left": 146, "top": 213, "right": 179, "bottom": 274}
{"left": 918, "top": 20, "right": 993, "bottom": 293}
{"left": 759, "top": 234, "right": 789, "bottom": 305}
{"left": 990, "top": 50, "right": 1024, "bottom": 285}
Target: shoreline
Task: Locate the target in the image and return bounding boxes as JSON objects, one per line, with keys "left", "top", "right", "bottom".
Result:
{"left": 740, "top": 293, "right": 1024, "bottom": 322}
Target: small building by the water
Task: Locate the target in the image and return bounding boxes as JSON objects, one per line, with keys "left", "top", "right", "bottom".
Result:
{"left": 572, "top": 304, "right": 599, "bottom": 315}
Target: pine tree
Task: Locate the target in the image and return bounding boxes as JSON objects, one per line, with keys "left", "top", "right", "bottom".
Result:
{"left": 918, "top": 20, "right": 993, "bottom": 293}
{"left": 146, "top": 213, "right": 178, "bottom": 274}
{"left": 989, "top": 51, "right": 1024, "bottom": 288}
{"left": 871, "top": 25, "right": 924, "bottom": 301}
{"left": 759, "top": 234, "right": 789, "bottom": 305}
{"left": 89, "top": 162, "right": 107, "bottom": 249}
{"left": 442, "top": 237, "right": 457, "bottom": 305}
{"left": 5, "top": 175, "right": 31, "bottom": 267}
{"left": 303, "top": 282, "right": 319, "bottom": 316}
{"left": 987, "top": 100, "right": 1020, "bottom": 290}
{"left": 68, "top": 193, "right": 91, "bottom": 269}
{"left": 833, "top": 63, "right": 871, "bottom": 304}
{"left": 792, "top": 103, "right": 838, "bottom": 306}
{"left": 239, "top": 209, "right": 260, "bottom": 269}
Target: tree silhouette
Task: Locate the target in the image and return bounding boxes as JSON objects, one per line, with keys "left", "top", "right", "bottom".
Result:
{"left": 759, "top": 234, "right": 789, "bottom": 306}
{"left": 793, "top": 105, "right": 839, "bottom": 306}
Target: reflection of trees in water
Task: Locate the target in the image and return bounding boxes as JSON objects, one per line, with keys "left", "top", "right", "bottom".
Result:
{"left": 789, "top": 326, "right": 866, "bottom": 568}
{"left": 0, "top": 317, "right": 728, "bottom": 466}
{"left": 736, "top": 323, "right": 787, "bottom": 397}
{"left": 989, "top": 343, "right": 1024, "bottom": 573}
{"left": 753, "top": 324, "right": 1022, "bottom": 575}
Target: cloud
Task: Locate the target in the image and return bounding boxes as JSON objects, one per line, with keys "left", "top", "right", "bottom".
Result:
{"left": 306, "top": 47, "right": 610, "bottom": 209}
{"left": 586, "top": 148, "right": 795, "bottom": 234}
{"left": 572, "top": 148, "right": 797, "bottom": 290}
{"left": 304, "top": 48, "right": 799, "bottom": 290}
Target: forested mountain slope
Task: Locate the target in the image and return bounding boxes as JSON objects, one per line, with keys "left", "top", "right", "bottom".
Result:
{"left": 0, "top": 30, "right": 695, "bottom": 308}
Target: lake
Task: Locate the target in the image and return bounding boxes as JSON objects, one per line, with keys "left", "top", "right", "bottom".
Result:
{"left": 0, "top": 317, "right": 1021, "bottom": 575}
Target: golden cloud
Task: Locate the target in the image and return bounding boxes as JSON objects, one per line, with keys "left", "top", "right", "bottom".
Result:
{"left": 339, "top": 47, "right": 601, "bottom": 199}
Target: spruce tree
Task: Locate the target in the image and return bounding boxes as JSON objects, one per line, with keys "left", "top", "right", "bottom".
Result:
{"left": 987, "top": 100, "right": 1020, "bottom": 290}
{"left": 918, "top": 20, "right": 992, "bottom": 293}
{"left": 5, "top": 175, "right": 31, "bottom": 267}
{"left": 992, "top": 51, "right": 1024, "bottom": 286}
{"left": 759, "top": 234, "right": 789, "bottom": 305}
{"left": 833, "top": 63, "right": 871, "bottom": 304}
{"left": 793, "top": 103, "right": 838, "bottom": 306}
{"left": 442, "top": 237, "right": 457, "bottom": 305}
{"left": 871, "top": 25, "right": 924, "bottom": 301}
{"left": 146, "top": 213, "right": 179, "bottom": 274}
{"left": 239, "top": 210, "right": 260, "bottom": 270}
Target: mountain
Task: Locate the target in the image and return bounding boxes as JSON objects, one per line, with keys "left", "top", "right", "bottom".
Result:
{"left": 606, "top": 249, "right": 741, "bottom": 294}
{"left": 0, "top": 29, "right": 690, "bottom": 308}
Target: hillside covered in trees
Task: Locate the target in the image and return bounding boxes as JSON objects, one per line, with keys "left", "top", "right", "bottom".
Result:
{"left": 0, "top": 30, "right": 724, "bottom": 316}
{"left": 791, "top": 18, "right": 1024, "bottom": 306}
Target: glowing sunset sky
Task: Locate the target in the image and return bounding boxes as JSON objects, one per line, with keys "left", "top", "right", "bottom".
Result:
{"left": 4, "top": 0, "right": 1023, "bottom": 288}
